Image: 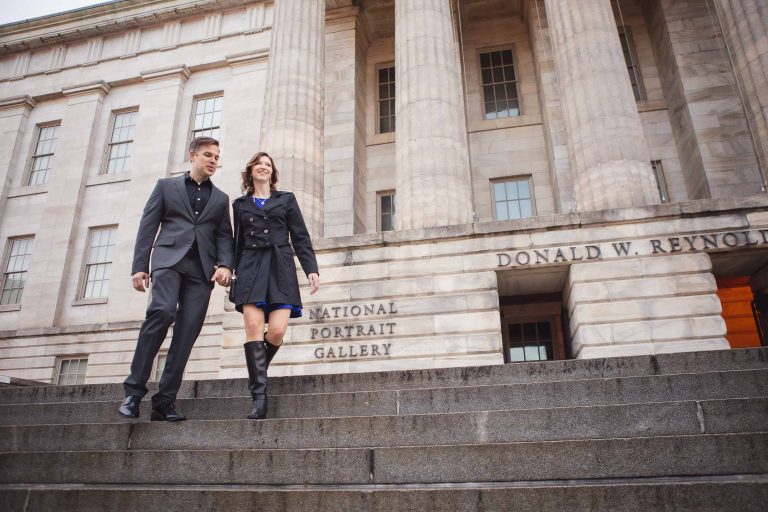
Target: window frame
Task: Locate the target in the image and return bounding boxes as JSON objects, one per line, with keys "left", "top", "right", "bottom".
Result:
{"left": 187, "top": 92, "right": 224, "bottom": 158}
{"left": 650, "top": 160, "right": 669, "bottom": 204}
{"left": 0, "top": 236, "right": 34, "bottom": 310}
{"left": 617, "top": 26, "right": 646, "bottom": 102}
{"left": 477, "top": 45, "right": 521, "bottom": 121}
{"left": 490, "top": 176, "right": 536, "bottom": 221}
{"left": 25, "top": 121, "right": 61, "bottom": 187}
{"left": 54, "top": 356, "right": 89, "bottom": 385}
{"left": 375, "top": 63, "right": 396, "bottom": 134}
{"left": 77, "top": 225, "right": 118, "bottom": 302}
{"left": 377, "top": 190, "right": 396, "bottom": 232}
{"left": 101, "top": 108, "right": 139, "bottom": 175}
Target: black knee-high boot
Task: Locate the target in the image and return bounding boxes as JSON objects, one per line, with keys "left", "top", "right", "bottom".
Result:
{"left": 244, "top": 341, "right": 268, "bottom": 419}
{"left": 264, "top": 332, "right": 281, "bottom": 368}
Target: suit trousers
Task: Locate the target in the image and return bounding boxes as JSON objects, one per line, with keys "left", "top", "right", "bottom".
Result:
{"left": 124, "top": 250, "right": 213, "bottom": 407}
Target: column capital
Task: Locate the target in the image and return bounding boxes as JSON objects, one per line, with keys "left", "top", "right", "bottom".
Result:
{"left": 61, "top": 80, "right": 111, "bottom": 98}
{"left": 0, "top": 95, "right": 36, "bottom": 113}
{"left": 226, "top": 49, "right": 269, "bottom": 68}
{"left": 139, "top": 65, "right": 191, "bottom": 84}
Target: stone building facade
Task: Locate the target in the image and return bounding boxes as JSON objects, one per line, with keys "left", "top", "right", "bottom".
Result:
{"left": 0, "top": 0, "right": 766, "bottom": 384}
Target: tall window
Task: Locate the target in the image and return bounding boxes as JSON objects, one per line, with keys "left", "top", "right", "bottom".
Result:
{"left": 651, "top": 160, "right": 669, "bottom": 203}
{"left": 28, "top": 124, "right": 59, "bottom": 185}
{"left": 377, "top": 66, "right": 396, "bottom": 134}
{"left": 1, "top": 237, "right": 34, "bottom": 306}
{"left": 507, "top": 321, "right": 553, "bottom": 363}
{"left": 378, "top": 191, "right": 396, "bottom": 231}
{"left": 81, "top": 227, "right": 117, "bottom": 299}
{"left": 618, "top": 27, "right": 644, "bottom": 101}
{"left": 104, "top": 110, "right": 137, "bottom": 174}
{"left": 57, "top": 357, "right": 88, "bottom": 385}
{"left": 191, "top": 95, "right": 222, "bottom": 140}
{"left": 480, "top": 49, "right": 519, "bottom": 120}
{"left": 492, "top": 178, "right": 534, "bottom": 220}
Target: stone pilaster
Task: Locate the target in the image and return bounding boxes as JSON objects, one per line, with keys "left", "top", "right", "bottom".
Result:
{"left": 18, "top": 82, "right": 109, "bottom": 329}
{"left": 545, "top": 0, "right": 659, "bottom": 211}
{"left": 259, "top": 0, "right": 326, "bottom": 238}
{"left": 394, "top": 0, "right": 473, "bottom": 230}
{"left": 324, "top": 7, "right": 368, "bottom": 237}
{"left": 566, "top": 253, "right": 729, "bottom": 358}
{"left": 107, "top": 66, "right": 190, "bottom": 324}
{"left": 527, "top": 0, "right": 575, "bottom": 213}
{"left": 0, "top": 96, "right": 35, "bottom": 209}
{"left": 714, "top": 0, "right": 768, "bottom": 188}
{"left": 644, "top": 0, "right": 762, "bottom": 199}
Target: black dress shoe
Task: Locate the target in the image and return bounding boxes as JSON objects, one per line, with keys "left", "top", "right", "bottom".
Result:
{"left": 118, "top": 396, "right": 141, "bottom": 418}
{"left": 150, "top": 403, "right": 186, "bottom": 422}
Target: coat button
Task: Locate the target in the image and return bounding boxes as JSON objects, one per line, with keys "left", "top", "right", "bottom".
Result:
{"left": 250, "top": 231, "right": 255, "bottom": 236}
{"left": 249, "top": 217, "right": 254, "bottom": 222}
{"left": 264, "top": 229, "right": 269, "bottom": 233}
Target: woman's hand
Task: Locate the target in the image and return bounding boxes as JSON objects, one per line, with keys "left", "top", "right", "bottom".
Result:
{"left": 308, "top": 273, "right": 320, "bottom": 295}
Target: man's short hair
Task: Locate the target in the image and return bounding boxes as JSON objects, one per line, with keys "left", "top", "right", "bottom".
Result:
{"left": 189, "top": 136, "right": 219, "bottom": 154}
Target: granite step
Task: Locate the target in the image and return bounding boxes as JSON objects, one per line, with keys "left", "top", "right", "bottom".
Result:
{"left": 1, "top": 432, "right": 766, "bottom": 485}
{"left": 1, "top": 398, "right": 765, "bottom": 453}
{"left": 2, "top": 476, "right": 767, "bottom": 512}
{"left": 1, "top": 347, "right": 765, "bottom": 405}
{"left": 1, "top": 368, "right": 764, "bottom": 425}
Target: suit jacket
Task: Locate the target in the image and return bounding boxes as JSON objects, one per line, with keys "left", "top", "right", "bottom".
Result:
{"left": 132, "top": 174, "right": 234, "bottom": 280}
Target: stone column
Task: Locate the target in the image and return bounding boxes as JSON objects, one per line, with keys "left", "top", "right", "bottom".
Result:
{"left": 259, "top": 0, "right": 326, "bottom": 238}
{"left": 545, "top": 0, "right": 659, "bottom": 211}
{"left": 566, "top": 253, "right": 728, "bottom": 358}
{"left": 714, "top": 0, "right": 768, "bottom": 187}
{"left": 18, "top": 82, "right": 109, "bottom": 329}
{"left": 107, "top": 66, "right": 190, "bottom": 324}
{"left": 395, "top": 0, "right": 474, "bottom": 230}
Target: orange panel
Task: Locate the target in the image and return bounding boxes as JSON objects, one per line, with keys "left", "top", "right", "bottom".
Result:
{"left": 717, "top": 287, "right": 755, "bottom": 302}
{"left": 716, "top": 279, "right": 761, "bottom": 349}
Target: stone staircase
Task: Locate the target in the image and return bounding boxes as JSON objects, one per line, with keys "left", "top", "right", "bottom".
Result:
{"left": 1, "top": 348, "right": 767, "bottom": 511}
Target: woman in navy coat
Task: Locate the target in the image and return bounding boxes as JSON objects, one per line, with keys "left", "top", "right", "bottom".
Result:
{"left": 230, "top": 151, "right": 319, "bottom": 419}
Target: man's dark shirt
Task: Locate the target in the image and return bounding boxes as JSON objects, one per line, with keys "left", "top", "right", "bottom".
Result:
{"left": 184, "top": 172, "right": 212, "bottom": 253}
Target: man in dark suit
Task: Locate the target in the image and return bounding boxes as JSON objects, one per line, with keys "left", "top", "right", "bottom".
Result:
{"left": 118, "top": 136, "right": 234, "bottom": 422}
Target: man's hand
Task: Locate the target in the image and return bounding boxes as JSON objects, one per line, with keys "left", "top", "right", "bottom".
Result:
{"left": 132, "top": 272, "right": 151, "bottom": 292}
{"left": 308, "top": 273, "right": 320, "bottom": 295}
{"left": 212, "top": 266, "right": 232, "bottom": 287}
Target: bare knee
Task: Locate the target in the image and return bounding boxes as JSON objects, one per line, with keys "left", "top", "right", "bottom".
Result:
{"left": 267, "top": 325, "right": 287, "bottom": 345}
{"left": 243, "top": 306, "right": 265, "bottom": 340}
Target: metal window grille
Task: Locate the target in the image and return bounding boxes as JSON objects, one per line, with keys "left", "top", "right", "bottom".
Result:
{"left": 492, "top": 178, "right": 534, "bottom": 220}
{"left": 650, "top": 160, "right": 669, "bottom": 203}
{"left": 28, "top": 125, "right": 58, "bottom": 185}
{"left": 507, "top": 321, "right": 553, "bottom": 363}
{"left": 191, "top": 96, "right": 222, "bottom": 140}
{"left": 83, "top": 227, "right": 117, "bottom": 298}
{"left": 618, "top": 27, "right": 644, "bottom": 101}
{"left": 1, "top": 237, "right": 34, "bottom": 305}
{"left": 377, "top": 67, "right": 396, "bottom": 133}
{"left": 379, "top": 192, "right": 396, "bottom": 231}
{"left": 104, "top": 111, "right": 137, "bottom": 174}
{"left": 57, "top": 357, "right": 88, "bottom": 385}
{"left": 480, "top": 49, "right": 519, "bottom": 120}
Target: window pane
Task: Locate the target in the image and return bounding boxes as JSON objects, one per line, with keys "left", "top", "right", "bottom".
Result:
{"left": 524, "top": 345, "right": 541, "bottom": 361}
{"left": 517, "top": 180, "right": 530, "bottom": 199}
{"left": 509, "top": 346, "right": 525, "bottom": 362}
{"left": 519, "top": 200, "right": 533, "bottom": 218}
{"left": 493, "top": 182, "right": 507, "bottom": 201}
{"left": 495, "top": 201, "right": 509, "bottom": 220}
{"left": 507, "top": 201, "right": 521, "bottom": 219}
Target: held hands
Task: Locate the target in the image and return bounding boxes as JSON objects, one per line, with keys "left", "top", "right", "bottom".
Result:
{"left": 212, "top": 266, "right": 233, "bottom": 287}
{"left": 308, "top": 273, "right": 320, "bottom": 295}
{"left": 132, "top": 272, "right": 151, "bottom": 292}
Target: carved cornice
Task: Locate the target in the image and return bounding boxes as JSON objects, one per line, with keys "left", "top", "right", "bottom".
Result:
{"left": 140, "top": 65, "right": 191, "bottom": 83}
{"left": 61, "top": 80, "right": 111, "bottom": 97}
{"left": 225, "top": 49, "right": 269, "bottom": 67}
{"left": 0, "top": 95, "right": 36, "bottom": 112}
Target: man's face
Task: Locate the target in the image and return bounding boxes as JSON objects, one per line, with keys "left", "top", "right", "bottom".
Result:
{"left": 189, "top": 144, "right": 220, "bottom": 178}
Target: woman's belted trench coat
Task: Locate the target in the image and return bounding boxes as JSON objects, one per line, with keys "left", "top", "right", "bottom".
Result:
{"left": 229, "top": 191, "right": 318, "bottom": 311}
